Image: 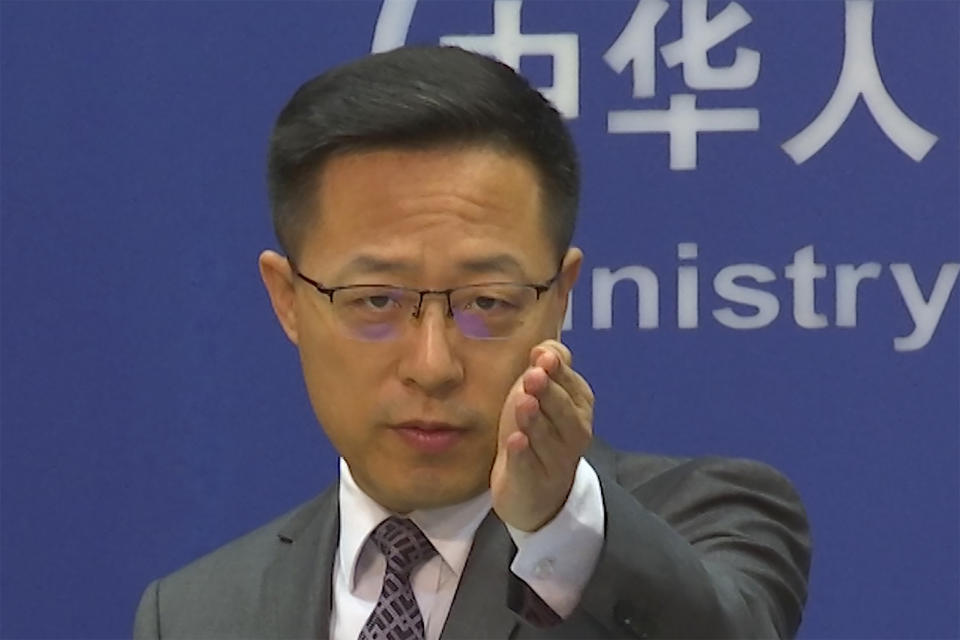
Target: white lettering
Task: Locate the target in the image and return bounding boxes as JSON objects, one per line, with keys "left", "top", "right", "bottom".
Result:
{"left": 836, "top": 263, "right": 882, "bottom": 327}
{"left": 713, "top": 264, "right": 780, "bottom": 329}
{"left": 568, "top": 246, "right": 953, "bottom": 352}
{"left": 603, "top": 0, "right": 670, "bottom": 98}
{"left": 890, "top": 263, "right": 960, "bottom": 351}
{"left": 608, "top": 94, "right": 759, "bottom": 170}
{"left": 677, "top": 242, "right": 698, "bottom": 328}
{"left": 785, "top": 245, "right": 828, "bottom": 329}
{"left": 659, "top": 0, "right": 760, "bottom": 90}
{"left": 781, "top": 0, "right": 938, "bottom": 163}
{"left": 593, "top": 266, "right": 660, "bottom": 329}
{"left": 371, "top": 0, "right": 418, "bottom": 53}
{"left": 440, "top": 0, "right": 580, "bottom": 118}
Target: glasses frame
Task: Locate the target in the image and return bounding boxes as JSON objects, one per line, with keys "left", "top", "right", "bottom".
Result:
{"left": 290, "top": 259, "right": 564, "bottom": 336}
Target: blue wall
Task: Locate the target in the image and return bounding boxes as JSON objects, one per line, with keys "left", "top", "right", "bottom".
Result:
{"left": 1, "top": 1, "right": 957, "bottom": 637}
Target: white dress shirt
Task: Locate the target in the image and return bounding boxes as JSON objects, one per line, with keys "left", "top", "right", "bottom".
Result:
{"left": 330, "top": 457, "right": 605, "bottom": 640}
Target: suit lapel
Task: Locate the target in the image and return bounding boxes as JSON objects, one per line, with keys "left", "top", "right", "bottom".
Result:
{"left": 440, "top": 511, "right": 519, "bottom": 640}
{"left": 259, "top": 485, "right": 339, "bottom": 638}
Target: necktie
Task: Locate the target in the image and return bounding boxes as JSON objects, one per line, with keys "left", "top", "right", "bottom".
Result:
{"left": 358, "top": 516, "right": 437, "bottom": 640}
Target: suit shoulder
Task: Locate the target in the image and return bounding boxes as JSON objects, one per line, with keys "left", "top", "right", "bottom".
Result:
{"left": 134, "top": 488, "right": 337, "bottom": 637}
{"left": 611, "top": 447, "right": 797, "bottom": 487}
{"left": 606, "top": 447, "right": 805, "bottom": 513}
{"left": 156, "top": 490, "right": 332, "bottom": 599}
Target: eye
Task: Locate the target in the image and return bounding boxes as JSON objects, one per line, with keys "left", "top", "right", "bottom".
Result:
{"left": 338, "top": 288, "right": 406, "bottom": 313}
{"left": 469, "top": 296, "right": 512, "bottom": 311}
{"left": 364, "top": 295, "right": 395, "bottom": 310}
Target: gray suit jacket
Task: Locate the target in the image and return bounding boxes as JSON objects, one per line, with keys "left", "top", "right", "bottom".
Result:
{"left": 134, "top": 441, "right": 810, "bottom": 639}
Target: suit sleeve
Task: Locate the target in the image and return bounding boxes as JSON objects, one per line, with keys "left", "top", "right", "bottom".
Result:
{"left": 133, "top": 580, "right": 161, "bottom": 639}
{"left": 576, "top": 456, "right": 811, "bottom": 639}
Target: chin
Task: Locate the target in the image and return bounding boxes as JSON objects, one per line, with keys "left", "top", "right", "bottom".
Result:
{"left": 387, "top": 472, "right": 489, "bottom": 512}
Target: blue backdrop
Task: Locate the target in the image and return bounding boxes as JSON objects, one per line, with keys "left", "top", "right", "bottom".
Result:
{"left": 1, "top": 1, "right": 957, "bottom": 638}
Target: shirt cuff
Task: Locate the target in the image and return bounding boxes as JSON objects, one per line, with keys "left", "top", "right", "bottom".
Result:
{"left": 506, "top": 457, "right": 605, "bottom": 619}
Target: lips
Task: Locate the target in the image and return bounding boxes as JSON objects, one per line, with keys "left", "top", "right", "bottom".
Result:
{"left": 391, "top": 421, "right": 465, "bottom": 454}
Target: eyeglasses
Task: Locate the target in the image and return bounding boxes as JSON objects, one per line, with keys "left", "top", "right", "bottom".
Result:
{"left": 292, "top": 264, "right": 562, "bottom": 341}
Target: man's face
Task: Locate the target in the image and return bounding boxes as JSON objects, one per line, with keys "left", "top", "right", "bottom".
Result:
{"left": 261, "top": 146, "right": 580, "bottom": 513}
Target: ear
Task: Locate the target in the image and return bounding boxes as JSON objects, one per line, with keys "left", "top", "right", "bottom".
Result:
{"left": 259, "top": 250, "right": 300, "bottom": 345}
{"left": 555, "top": 247, "right": 583, "bottom": 336}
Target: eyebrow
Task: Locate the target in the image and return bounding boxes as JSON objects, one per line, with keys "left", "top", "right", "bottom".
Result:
{"left": 457, "top": 254, "right": 527, "bottom": 278}
{"left": 333, "top": 253, "right": 529, "bottom": 282}
{"left": 333, "top": 255, "right": 414, "bottom": 281}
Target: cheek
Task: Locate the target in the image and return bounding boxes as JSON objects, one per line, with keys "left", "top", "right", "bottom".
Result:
{"left": 297, "top": 328, "right": 382, "bottom": 443}
{"left": 472, "top": 322, "right": 558, "bottom": 403}
{"left": 537, "top": 300, "right": 566, "bottom": 338}
{"left": 467, "top": 348, "right": 527, "bottom": 411}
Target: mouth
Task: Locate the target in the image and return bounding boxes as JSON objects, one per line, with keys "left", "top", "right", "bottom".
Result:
{"left": 390, "top": 420, "right": 467, "bottom": 454}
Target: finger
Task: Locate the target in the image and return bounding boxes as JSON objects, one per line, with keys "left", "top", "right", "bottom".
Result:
{"left": 514, "top": 391, "right": 540, "bottom": 431}
{"left": 544, "top": 340, "right": 573, "bottom": 367}
{"left": 522, "top": 363, "right": 592, "bottom": 442}
{"left": 521, "top": 367, "right": 569, "bottom": 441}
{"left": 534, "top": 349, "right": 561, "bottom": 377}
{"left": 521, "top": 366, "right": 550, "bottom": 397}
{"left": 529, "top": 375, "right": 592, "bottom": 448}
{"left": 499, "top": 377, "right": 530, "bottom": 445}
{"left": 505, "top": 429, "right": 529, "bottom": 455}
{"left": 515, "top": 397, "right": 569, "bottom": 474}
{"left": 534, "top": 352, "right": 595, "bottom": 412}
{"left": 522, "top": 366, "right": 569, "bottom": 436}
{"left": 507, "top": 408, "right": 548, "bottom": 475}
{"left": 529, "top": 339, "right": 572, "bottom": 368}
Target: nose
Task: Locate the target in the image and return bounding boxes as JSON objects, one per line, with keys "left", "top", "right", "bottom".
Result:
{"left": 397, "top": 297, "right": 464, "bottom": 396}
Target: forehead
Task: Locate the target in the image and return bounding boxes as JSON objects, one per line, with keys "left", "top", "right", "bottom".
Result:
{"left": 300, "top": 146, "right": 557, "bottom": 279}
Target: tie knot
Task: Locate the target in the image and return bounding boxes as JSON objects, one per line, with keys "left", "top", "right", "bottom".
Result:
{"left": 369, "top": 516, "right": 437, "bottom": 576}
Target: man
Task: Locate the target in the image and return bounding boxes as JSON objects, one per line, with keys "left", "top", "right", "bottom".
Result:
{"left": 134, "top": 45, "right": 810, "bottom": 639}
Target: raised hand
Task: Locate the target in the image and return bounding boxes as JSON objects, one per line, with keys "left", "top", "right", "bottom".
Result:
{"left": 490, "top": 340, "right": 595, "bottom": 532}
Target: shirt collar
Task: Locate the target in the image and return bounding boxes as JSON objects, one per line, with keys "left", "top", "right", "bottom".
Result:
{"left": 337, "top": 458, "right": 492, "bottom": 590}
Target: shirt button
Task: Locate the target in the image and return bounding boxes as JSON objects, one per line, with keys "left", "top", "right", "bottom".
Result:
{"left": 532, "top": 558, "right": 555, "bottom": 578}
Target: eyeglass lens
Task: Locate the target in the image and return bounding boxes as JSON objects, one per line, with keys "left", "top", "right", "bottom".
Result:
{"left": 333, "top": 285, "right": 536, "bottom": 341}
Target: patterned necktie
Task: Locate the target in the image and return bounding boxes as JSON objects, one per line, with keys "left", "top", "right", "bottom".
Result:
{"left": 358, "top": 516, "right": 437, "bottom": 640}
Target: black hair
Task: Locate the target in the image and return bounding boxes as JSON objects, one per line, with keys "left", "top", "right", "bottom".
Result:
{"left": 266, "top": 45, "right": 579, "bottom": 261}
